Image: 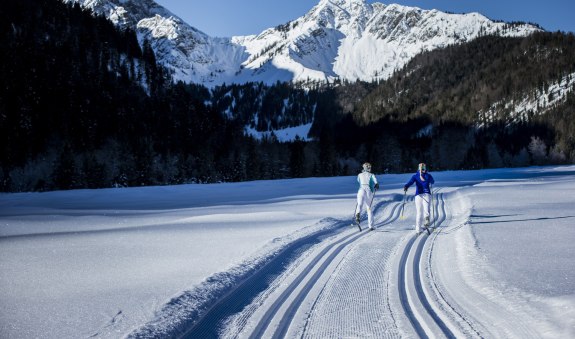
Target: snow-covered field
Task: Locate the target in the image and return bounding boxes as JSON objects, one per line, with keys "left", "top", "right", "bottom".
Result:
{"left": 1, "top": 166, "right": 574, "bottom": 338}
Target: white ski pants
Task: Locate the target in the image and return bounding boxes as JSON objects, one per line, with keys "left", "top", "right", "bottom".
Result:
{"left": 415, "top": 193, "right": 431, "bottom": 232}
{"left": 356, "top": 188, "right": 374, "bottom": 228}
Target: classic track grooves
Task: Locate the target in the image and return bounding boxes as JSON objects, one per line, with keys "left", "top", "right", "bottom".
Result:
{"left": 183, "top": 193, "right": 459, "bottom": 338}
{"left": 426, "top": 192, "right": 483, "bottom": 338}
{"left": 398, "top": 191, "right": 457, "bottom": 338}
{"left": 254, "top": 199, "right": 404, "bottom": 338}
{"left": 179, "top": 225, "right": 341, "bottom": 338}
{"left": 249, "top": 231, "right": 364, "bottom": 338}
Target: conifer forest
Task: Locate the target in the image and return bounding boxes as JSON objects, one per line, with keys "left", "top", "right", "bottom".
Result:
{"left": 1, "top": 0, "right": 574, "bottom": 191}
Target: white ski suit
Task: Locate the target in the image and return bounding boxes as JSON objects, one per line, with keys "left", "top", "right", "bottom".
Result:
{"left": 414, "top": 194, "right": 431, "bottom": 233}
{"left": 356, "top": 170, "right": 378, "bottom": 229}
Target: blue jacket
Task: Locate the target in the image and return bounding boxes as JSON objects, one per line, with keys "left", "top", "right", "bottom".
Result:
{"left": 404, "top": 171, "right": 434, "bottom": 195}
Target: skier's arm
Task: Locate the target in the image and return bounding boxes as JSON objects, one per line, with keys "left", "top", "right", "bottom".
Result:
{"left": 429, "top": 174, "right": 435, "bottom": 185}
{"left": 404, "top": 175, "right": 415, "bottom": 191}
{"left": 372, "top": 175, "right": 379, "bottom": 190}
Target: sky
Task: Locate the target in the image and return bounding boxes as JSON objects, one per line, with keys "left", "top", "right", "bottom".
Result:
{"left": 154, "top": 0, "right": 575, "bottom": 37}
{"left": 1, "top": 166, "right": 574, "bottom": 337}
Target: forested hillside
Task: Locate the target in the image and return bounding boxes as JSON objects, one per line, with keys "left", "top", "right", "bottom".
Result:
{"left": 1, "top": 0, "right": 573, "bottom": 192}
{"left": 355, "top": 33, "right": 575, "bottom": 124}
{"left": 341, "top": 32, "right": 575, "bottom": 171}
{"left": 0, "top": 0, "right": 302, "bottom": 191}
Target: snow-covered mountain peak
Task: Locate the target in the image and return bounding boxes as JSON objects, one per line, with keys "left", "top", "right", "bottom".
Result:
{"left": 63, "top": 0, "right": 247, "bottom": 84}
{"left": 236, "top": 0, "right": 541, "bottom": 84}
{"left": 318, "top": 0, "right": 365, "bottom": 6}
{"left": 64, "top": 0, "right": 172, "bottom": 27}
{"left": 309, "top": 0, "right": 373, "bottom": 31}
{"left": 137, "top": 14, "right": 178, "bottom": 40}
{"left": 62, "top": 0, "right": 543, "bottom": 86}
{"left": 315, "top": 0, "right": 370, "bottom": 13}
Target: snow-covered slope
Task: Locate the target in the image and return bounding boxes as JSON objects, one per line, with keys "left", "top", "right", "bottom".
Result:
{"left": 1, "top": 166, "right": 574, "bottom": 338}
{"left": 62, "top": 0, "right": 247, "bottom": 83}
{"left": 235, "top": 0, "right": 541, "bottom": 85}
{"left": 478, "top": 71, "right": 575, "bottom": 127}
{"left": 62, "top": 0, "right": 542, "bottom": 86}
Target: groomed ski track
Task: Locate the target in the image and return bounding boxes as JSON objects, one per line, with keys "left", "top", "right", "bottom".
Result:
{"left": 174, "top": 188, "right": 539, "bottom": 338}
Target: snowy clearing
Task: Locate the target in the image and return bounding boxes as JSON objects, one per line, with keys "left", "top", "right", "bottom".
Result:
{"left": 1, "top": 166, "right": 574, "bottom": 338}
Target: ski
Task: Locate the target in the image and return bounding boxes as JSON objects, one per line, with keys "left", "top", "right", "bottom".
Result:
{"left": 416, "top": 227, "right": 431, "bottom": 236}
{"left": 351, "top": 217, "right": 362, "bottom": 231}
{"left": 352, "top": 212, "right": 362, "bottom": 231}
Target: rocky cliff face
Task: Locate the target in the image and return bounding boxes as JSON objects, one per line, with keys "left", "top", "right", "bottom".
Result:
{"left": 63, "top": 0, "right": 542, "bottom": 86}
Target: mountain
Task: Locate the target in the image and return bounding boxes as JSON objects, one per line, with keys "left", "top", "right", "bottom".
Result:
{"left": 3, "top": 0, "right": 573, "bottom": 192}
{"left": 61, "top": 0, "right": 247, "bottom": 83}
{"left": 352, "top": 32, "right": 575, "bottom": 126}
{"left": 62, "top": 0, "right": 542, "bottom": 86}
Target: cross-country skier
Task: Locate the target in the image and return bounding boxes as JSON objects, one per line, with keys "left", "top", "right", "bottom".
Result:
{"left": 356, "top": 162, "right": 379, "bottom": 230}
{"left": 403, "top": 163, "right": 435, "bottom": 234}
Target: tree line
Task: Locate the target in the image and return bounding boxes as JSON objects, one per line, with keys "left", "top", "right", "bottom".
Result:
{"left": 349, "top": 32, "right": 575, "bottom": 171}
{"left": 1, "top": 0, "right": 573, "bottom": 192}
{"left": 0, "top": 0, "right": 333, "bottom": 191}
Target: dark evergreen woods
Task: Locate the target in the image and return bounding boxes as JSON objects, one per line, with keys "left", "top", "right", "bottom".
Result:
{"left": 352, "top": 33, "right": 575, "bottom": 171}
{"left": 1, "top": 0, "right": 574, "bottom": 192}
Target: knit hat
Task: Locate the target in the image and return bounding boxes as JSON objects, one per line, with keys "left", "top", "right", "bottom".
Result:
{"left": 362, "top": 162, "right": 372, "bottom": 172}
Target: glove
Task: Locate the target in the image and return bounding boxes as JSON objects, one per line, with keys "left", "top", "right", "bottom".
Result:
{"left": 374, "top": 183, "right": 379, "bottom": 190}
{"left": 403, "top": 186, "right": 408, "bottom": 192}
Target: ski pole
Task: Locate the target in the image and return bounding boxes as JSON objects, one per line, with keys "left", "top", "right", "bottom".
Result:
{"left": 351, "top": 201, "right": 361, "bottom": 231}
{"left": 369, "top": 187, "right": 377, "bottom": 209}
{"left": 366, "top": 188, "right": 377, "bottom": 227}
{"left": 430, "top": 184, "right": 435, "bottom": 229}
{"left": 400, "top": 190, "right": 406, "bottom": 220}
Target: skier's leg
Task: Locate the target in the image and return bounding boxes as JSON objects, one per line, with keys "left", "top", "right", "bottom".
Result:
{"left": 355, "top": 190, "right": 365, "bottom": 222}
{"left": 414, "top": 195, "right": 423, "bottom": 233}
{"left": 366, "top": 192, "right": 374, "bottom": 229}
{"left": 422, "top": 193, "right": 431, "bottom": 226}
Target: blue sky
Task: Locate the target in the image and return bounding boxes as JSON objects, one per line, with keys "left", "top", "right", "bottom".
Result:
{"left": 155, "top": 0, "right": 575, "bottom": 37}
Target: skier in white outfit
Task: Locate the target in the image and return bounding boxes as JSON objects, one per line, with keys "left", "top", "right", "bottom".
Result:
{"left": 355, "top": 162, "right": 379, "bottom": 230}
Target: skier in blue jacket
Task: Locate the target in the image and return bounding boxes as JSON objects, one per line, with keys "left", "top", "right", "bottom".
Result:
{"left": 404, "top": 163, "right": 435, "bottom": 234}
{"left": 356, "top": 162, "right": 379, "bottom": 230}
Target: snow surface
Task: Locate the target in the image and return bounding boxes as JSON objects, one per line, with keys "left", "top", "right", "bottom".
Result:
{"left": 244, "top": 123, "right": 314, "bottom": 142}
{"left": 1, "top": 166, "right": 574, "bottom": 338}
{"left": 478, "top": 72, "right": 575, "bottom": 127}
